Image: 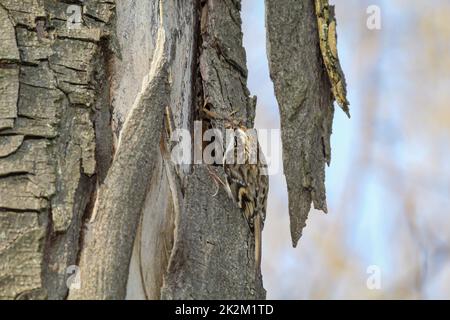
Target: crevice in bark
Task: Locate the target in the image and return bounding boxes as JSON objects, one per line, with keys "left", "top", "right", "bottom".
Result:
{"left": 68, "top": 30, "right": 171, "bottom": 298}
{"left": 93, "top": 37, "right": 115, "bottom": 184}
{"left": 161, "top": 0, "right": 265, "bottom": 300}
{"left": 194, "top": 0, "right": 205, "bottom": 125}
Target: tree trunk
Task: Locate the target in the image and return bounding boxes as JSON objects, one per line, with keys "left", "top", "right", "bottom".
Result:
{"left": 0, "top": 0, "right": 344, "bottom": 300}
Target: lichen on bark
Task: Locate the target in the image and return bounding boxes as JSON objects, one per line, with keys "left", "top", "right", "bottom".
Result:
{"left": 315, "top": 0, "right": 350, "bottom": 116}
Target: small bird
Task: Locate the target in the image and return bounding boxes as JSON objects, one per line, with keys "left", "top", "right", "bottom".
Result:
{"left": 222, "top": 126, "right": 269, "bottom": 278}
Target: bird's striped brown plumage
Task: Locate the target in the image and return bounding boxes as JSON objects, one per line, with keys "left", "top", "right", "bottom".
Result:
{"left": 223, "top": 127, "right": 269, "bottom": 277}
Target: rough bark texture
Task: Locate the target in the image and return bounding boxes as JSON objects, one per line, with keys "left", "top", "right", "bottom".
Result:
{"left": 1, "top": 0, "right": 344, "bottom": 300}
{"left": 161, "top": 166, "right": 264, "bottom": 299}
{"left": 0, "top": 0, "right": 115, "bottom": 299}
{"left": 198, "top": 0, "right": 256, "bottom": 129}
{"left": 0, "top": 0, "right": 263, "bottom": 300}
{"left": 265, "top": 0, "right": 335, "bottom": 247}
{"left": 160, "top": 0, "right": 264, "bottom": 299}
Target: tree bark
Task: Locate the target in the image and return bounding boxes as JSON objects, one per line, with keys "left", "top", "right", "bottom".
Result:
{"left": 0, "top": 0, "right": 345, "bottom": 300}
{"left": 265, "top": 0, "right": 335, "bottom": 247}
{"left": 0, "top": 0, "right": 115, "bottom": 299}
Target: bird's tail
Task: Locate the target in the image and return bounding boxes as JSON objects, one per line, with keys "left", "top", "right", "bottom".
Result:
{"left": 254, "top": 213, "right": 262, "bottom": 279}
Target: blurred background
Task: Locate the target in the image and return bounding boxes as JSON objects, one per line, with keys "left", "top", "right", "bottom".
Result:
{"left": 242, "top": 0, "right": 450, "bottom": 299}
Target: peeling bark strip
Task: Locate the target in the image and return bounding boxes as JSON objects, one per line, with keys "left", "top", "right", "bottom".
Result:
{"left": 265, "top": 0, "right": 335, "bottom": 247}
{"left": 315, "top": 0, "right": 350, "bottom": 116}
{"left": 68, "top": 29, "right": 170, "bottom": 300}
{"left": 0, "top": 0, "right": 116, "bottom": 299}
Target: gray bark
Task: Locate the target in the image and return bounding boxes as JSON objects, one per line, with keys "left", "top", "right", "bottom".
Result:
{"left": 1, "top": 0, "right": 345, "bottom": 300}
{"left": 0, "top": 0, "right": 115, "bottom": 299}
{"left": 160, "top": 0, "right": 264, "bottom": 299}
{"left": 266, "top": 0, "right": 335, "bottom": 247}
{"left": 67, "top": 30, "right": 170, "bottom": 299}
